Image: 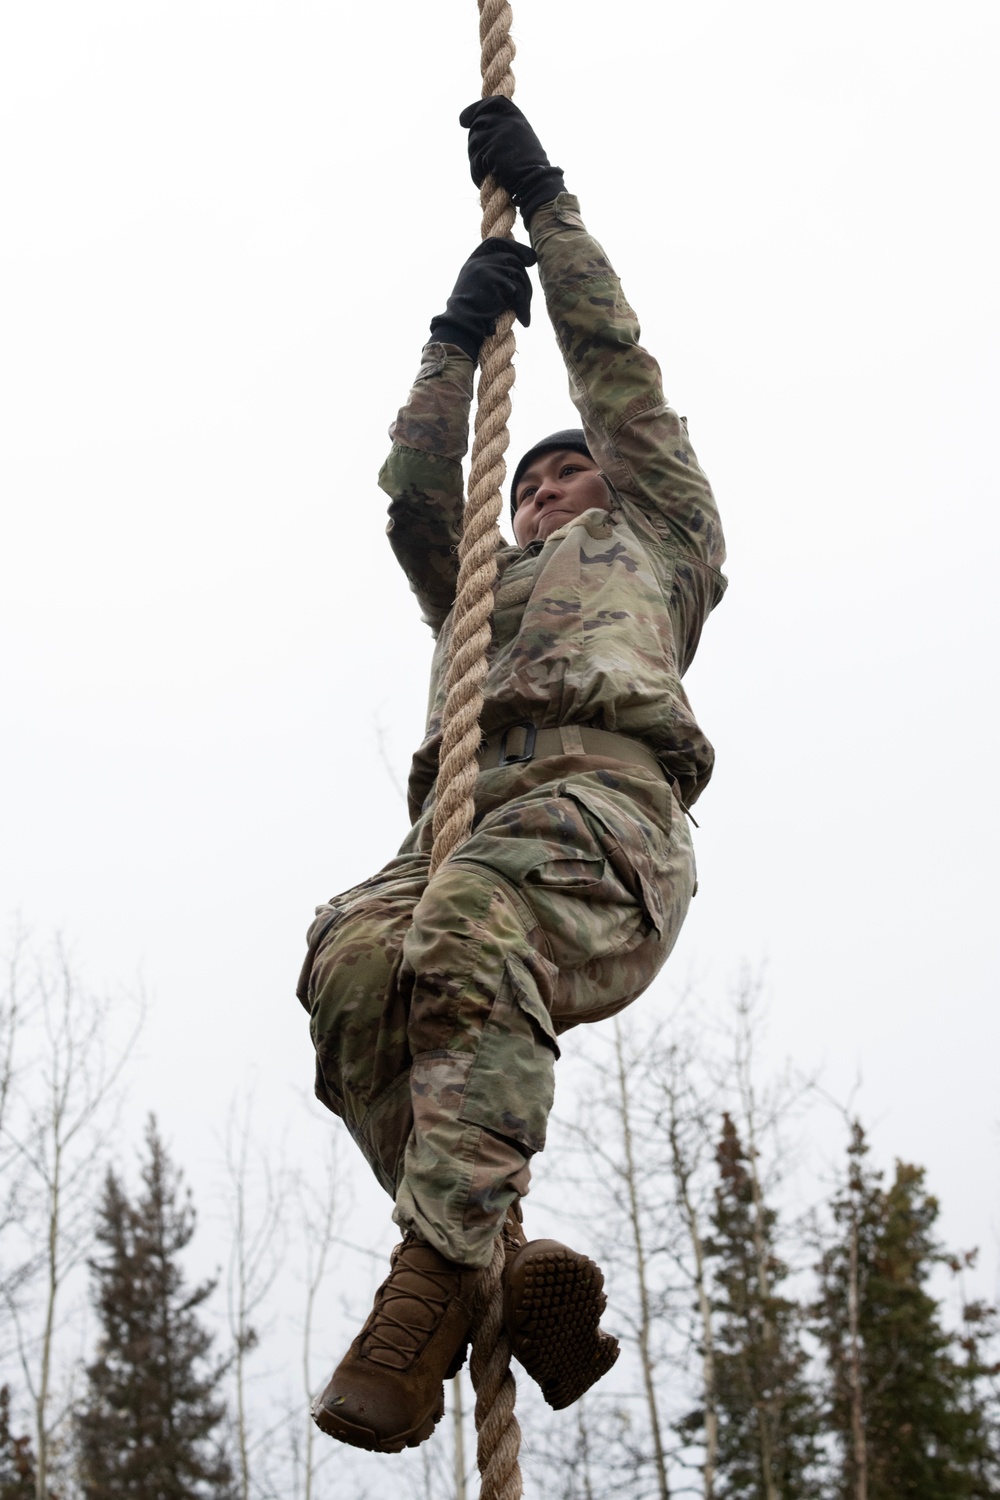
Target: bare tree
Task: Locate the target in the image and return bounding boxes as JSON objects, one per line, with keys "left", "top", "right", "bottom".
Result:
{"left": 295, "top": 1132, "right": 355, "bottom": 1500}
{"left": 517, "top": 1386, "right": 640, "bottom": 1500}
{"left": 553, "top": 1015, "right": 684, "bottom": 1497}
{"left": 452, "top": 1371, "right": 468, "bottom": 1500}
{"left": 548, "top": 976, "right": 822, "bottom": 1500}
{"left": 701, "top": 975, "right": 824, "bottom": 1500}
{"left": 612, "top": 1017, "right": 672, "bottom": 1500}
{"left": 0, "top": 934, "right": 141, "bottom": 1500}
{"left": 731, "top": 983, "right": 780, "bottom": 1500}
{"left": 223, "top": 1093, "right": 288, "bottom": 1500}
{"left": 651, "top": 1032, "right": 719, "bottom": 1500}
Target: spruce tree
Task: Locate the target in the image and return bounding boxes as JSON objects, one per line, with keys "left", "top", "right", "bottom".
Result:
{"left": 814, "top": 1120, "right": 1000, "bottom": 1500}
{"left": 955, "top": 1286, "right": 1000, "bottom": 1497}
{"left": 75, "top": 1119, "right": 236, "bottom": 1500}
{"left": 0, "top": 1387, "right": 38, "bottom": 1500}
{"left": 706, "top": 1113, "right": 821, "bottom": 1500}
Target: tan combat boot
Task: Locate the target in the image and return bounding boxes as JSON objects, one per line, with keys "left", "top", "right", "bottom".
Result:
{"left": 312, "top": 1234, "right": 482, "bottom": 1453}
{"left": 503, "top": 1214, "right": 620, "bottom": 1410}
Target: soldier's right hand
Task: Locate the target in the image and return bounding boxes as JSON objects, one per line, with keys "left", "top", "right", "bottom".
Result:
{"left": 429, "top": 239, "right": 537, "bottom": 362}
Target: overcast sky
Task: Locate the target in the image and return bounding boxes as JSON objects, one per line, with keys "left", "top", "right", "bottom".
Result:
{"left": 2, "top": 0, "right": 999, "bottom": 1440}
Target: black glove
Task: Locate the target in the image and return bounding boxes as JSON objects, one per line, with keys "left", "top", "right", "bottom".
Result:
{"left": 429, "top": 238, "right": 537, "bottom": 361}
{"left": 459, "top": 98, "right": 566, "bottom": 226}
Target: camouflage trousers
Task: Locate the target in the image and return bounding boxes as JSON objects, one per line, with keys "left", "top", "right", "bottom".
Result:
{"left": 296, "top": 756, "right": 695, "bottom": 1267}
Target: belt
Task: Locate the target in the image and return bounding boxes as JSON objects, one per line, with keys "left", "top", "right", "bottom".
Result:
{"left": 477, "top": 722, "right": 665, "bottom": 780}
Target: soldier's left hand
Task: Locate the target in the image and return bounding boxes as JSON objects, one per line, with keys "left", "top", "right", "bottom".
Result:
{"left": 459, "top": 98, "right": 566, "bottom": 226}
{"left": 429, "top": 238, "right": 537, "bottom": 361}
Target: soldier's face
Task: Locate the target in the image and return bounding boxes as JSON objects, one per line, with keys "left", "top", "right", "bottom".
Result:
{"left": 513, "top": 449, "right": 610, "bottom": 547}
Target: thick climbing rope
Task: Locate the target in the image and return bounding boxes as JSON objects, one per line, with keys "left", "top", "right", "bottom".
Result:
{"left": 429, "top": 0, "right": 518, "bottom": 879}
{"left": 469, "top": 1232, "right": 520, "bottom": 1500}
{"left": 427, "top": 3, "right": 523, "bottom": 1498}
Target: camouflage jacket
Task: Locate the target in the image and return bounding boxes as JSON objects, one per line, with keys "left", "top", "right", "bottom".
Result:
{"left": 378, "top": 195, "right": 727, "bottom": 821}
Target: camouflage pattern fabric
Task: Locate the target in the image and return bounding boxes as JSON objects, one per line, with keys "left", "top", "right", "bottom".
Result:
{"left": 298, "top": 759, "right": 695, "bottom": 1267}
{"left": 298, "top": 195, "right": 726, "bottom": 1266}
{"left": 380, "top": 193, "right": 727, "bottom": 823}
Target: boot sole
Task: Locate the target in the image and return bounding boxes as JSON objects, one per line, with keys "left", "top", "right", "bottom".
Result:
{"left": 311, "top": 1391, "right": 445, "bottom": 1455}
{"left": 505, "top": 1242, "right": 620, "bottom": 1410}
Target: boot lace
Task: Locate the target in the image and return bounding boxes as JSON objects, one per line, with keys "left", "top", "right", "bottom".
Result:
{"left": 361, "top": 1238, "right": 464, "bottom": 1370}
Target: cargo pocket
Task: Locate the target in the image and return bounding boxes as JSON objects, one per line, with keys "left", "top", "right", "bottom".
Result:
{"left": 458, "top": 952, "right": 561, "bottom": 1154}
{"left": 561, "top": 783, "right": 668, "bottom": 938}
{"left": 523, "top": 851, "right": 607, "bottom": 891}
{"left": 296, "top": 903, "right": 346, "bottom": 1012}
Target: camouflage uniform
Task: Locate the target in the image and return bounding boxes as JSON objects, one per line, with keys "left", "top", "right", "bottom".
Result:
{"left": 298, "top": 196, "right": 726, "bottom": 1268}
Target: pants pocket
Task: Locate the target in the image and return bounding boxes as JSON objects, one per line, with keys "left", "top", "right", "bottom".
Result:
{"left": 457, "top": 953, "right": 560, "bottom": 1154}
{"left": 296, "top": 903, "right": 346, "bottom": 1011}
{"left": 560, "top": 783, "right": 669, "bottom": 937}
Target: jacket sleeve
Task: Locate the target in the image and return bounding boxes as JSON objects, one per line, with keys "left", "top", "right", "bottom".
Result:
{"left": 529, "top": 195, "right": 726, "bottom": 579}
{"left": 377, "top": 341, "right": 474, "bottom": 635}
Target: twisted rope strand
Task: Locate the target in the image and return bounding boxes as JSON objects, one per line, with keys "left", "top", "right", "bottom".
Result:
{"left": 429, "top": 0, "right": 517, "bottom": 879}
{"left": 426, "top": 1, "right": 523, "bottom": 1494}
{"left": 428, "top": 299, "right": 515, "bottom": 873}
{"left": 479, "top": 0, "right": 516, "bottom": 100}
{"left": 469, "top": 1234, "right": 522, "bottom": 1500}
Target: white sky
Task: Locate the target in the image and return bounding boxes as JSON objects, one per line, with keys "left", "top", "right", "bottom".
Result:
{"left": 2, "top": 0, "right": 999, "bottom": 1426}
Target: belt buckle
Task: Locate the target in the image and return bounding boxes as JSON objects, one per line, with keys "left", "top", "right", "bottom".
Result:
{"left": 498, "top": 722, "right": 537, "bottom": 767}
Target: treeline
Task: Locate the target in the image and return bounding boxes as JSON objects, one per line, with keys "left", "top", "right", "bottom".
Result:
{"left": 0, "top": 933, "right": 346, "bottom": 1500}
{"left": 3, "top": 1121, "right": 235, "bottom": 1499}
{"left": 2, "top": 938, "right": 998, "bottom": 1499}
{"left": 528, "top": 994, "right": 1000, "bottom": 1499}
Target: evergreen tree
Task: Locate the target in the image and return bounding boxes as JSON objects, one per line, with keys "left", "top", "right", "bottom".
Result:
{"left": 706, "top": 1113, "right": 821, "bottom": 1500}
{"left": 955, "top": 1283, "right": 1000, "bottom": 1497}
{"left": 814, "top": 1120, "right": 1000, "bottom": 1500}
{"left": 0, "top": 1387, "right": 39, "bottom": 1500}
{"left": 75, "top": 1119, "right": 236, "bottom": 1500}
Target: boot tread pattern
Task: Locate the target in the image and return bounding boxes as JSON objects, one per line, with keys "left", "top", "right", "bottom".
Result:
{"left": 508, "top": 1245, "right": 620, "bottom": 1410}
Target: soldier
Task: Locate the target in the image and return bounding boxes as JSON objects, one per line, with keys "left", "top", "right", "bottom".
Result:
{"left": 298, "top": 99, "right": 727, "bottom": 1453}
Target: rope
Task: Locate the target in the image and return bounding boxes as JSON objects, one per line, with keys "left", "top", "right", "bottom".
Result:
{"left": 428, "top": 0, "right": 517, "bottom": 878}
{"left": 427, "top": 3, "right": 523, "bottom": 1496}
{"left": 470, "top": 1232, "right": 522, "bottom": 1500}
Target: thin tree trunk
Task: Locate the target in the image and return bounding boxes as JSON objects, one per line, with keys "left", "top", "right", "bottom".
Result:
{"left": 453, "top": 1372, "right": 467, "bottom": 1500}
{"left": 231, "top": 1136, "right": 252, "bottom": 1500}
{"left": 577, "top": 1399, "right": 595, "bottom": 1500}
{"left": 695, "top": 1259, "right": 717, "bottom": 1500}
{"left": 736, "top": 1001, "right": 778, "bottom": 1500}
{"left": 35, "top": 1009, "right": 73, "bottom": 1500}
{"left": 847, "top": 1198, "right": 867, "bottom": 1500}
{"left": 235, "top": 1335, "right": 249, "bottom": 1500}
{"left": 224, "top": 1100, "right": 285, "bottom": 1500}
{"left": 300, "top": 1146, "right": 339, "bottom": 1500}
{"left": 35, "top": 1146, "right": 59, "bottom": 1500}
{"left": 666, "top": 1100, "right": 717, "bottom": 1500}
{"left": 614, "top": 1019, "right": 670, "bottom": 1500}
{"left": 302, "top": 1258, "right": 319, "bottom": 1500}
